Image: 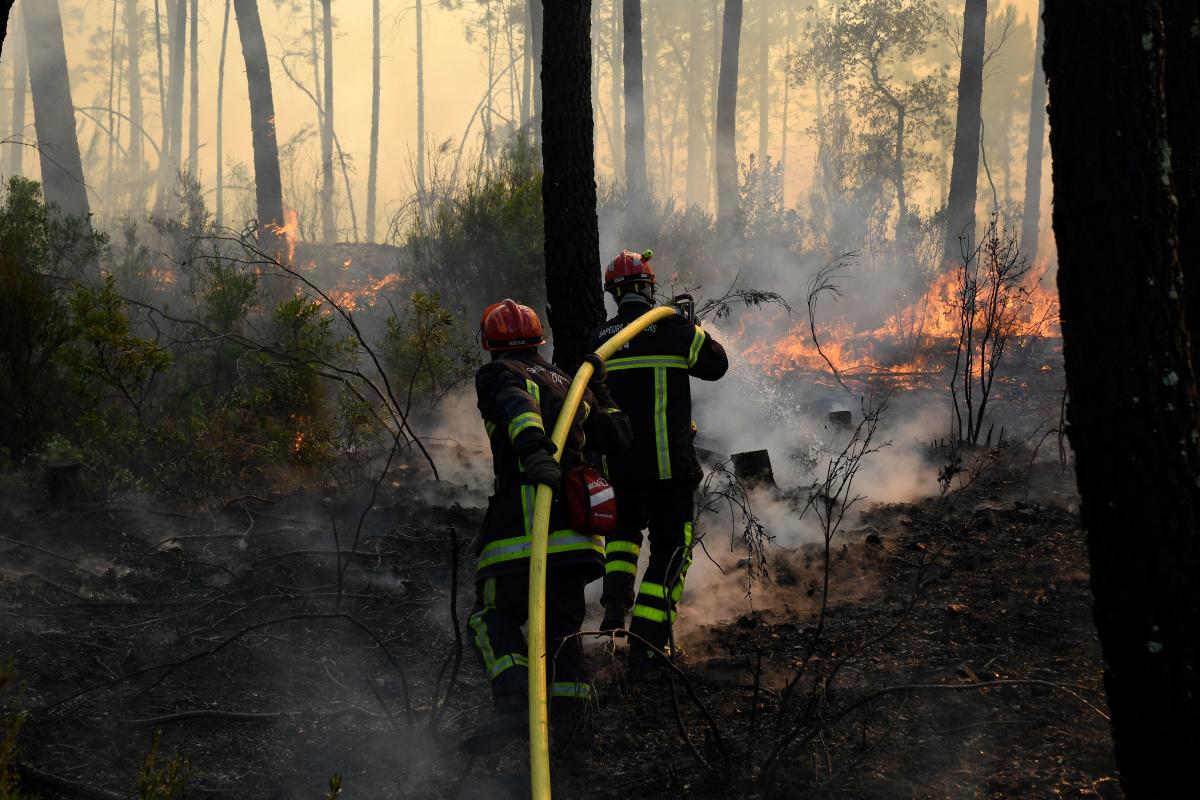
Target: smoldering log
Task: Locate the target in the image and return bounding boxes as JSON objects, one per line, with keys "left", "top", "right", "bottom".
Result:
{"left": 732, "top": 449, "right": 776, "bottom": 488}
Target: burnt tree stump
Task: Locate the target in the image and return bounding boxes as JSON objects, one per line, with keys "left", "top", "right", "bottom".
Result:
{"left": 828, "top": 410, "right": 853, "bottom": 429}
{"left": 732, "top": 449, "right": 776, "bottom": 489}
{"left": 45, "top": 459, "right": 87, "bottom": 505}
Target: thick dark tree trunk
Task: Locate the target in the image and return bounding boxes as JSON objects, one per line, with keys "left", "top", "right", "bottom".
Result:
{"left": 216, "top": 0, "right": 230, "bottom": 226}
{"left": 1020, "top": 0, "right": 1046, "bottom": 262}
{"left": 366, "top": 0, "right": 380, "bottom": 242}
{"left": 943, "top": 0, "right": 987, "bottom": 265}
{"left": 320, "top": 0, "right": 335, "bottom": 242}
{"left": 1164, "top": 0, "right": 1200, "bottom": 381}
{"left": 126, "top": 0, "right": 145, "bottom": 207}
{"left": 1044, "top": 1, "right": 1200, "bottom": 795}
{"left": 685, "top": 1, "right": 706, "bottom": 208}
{"left": 715, "top": 0, "right": 743, "bottom": 231}
{"left": 188, "top": 0, "right": 198, "bottom": 175}
{"left": 622, "top": 0, "right": 648, "bottom": 201}
{"left": 539, "top": 0, "right": 603, "bottom": 373}
{"left": 233, "top": 0, "right": 284, "bottom": 250}
{"left": 7, "top": 7, "right": 26, "bottom": 176}
{"left": 22, "top": 0, "right": 91, "bottom": 223}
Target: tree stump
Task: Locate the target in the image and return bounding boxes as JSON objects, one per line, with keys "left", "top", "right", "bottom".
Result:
{"left": 45, "top": 459, "right": 87, "bottom": 505}
{"left": 732, "top": 449, "right": 776, "bottom": 489}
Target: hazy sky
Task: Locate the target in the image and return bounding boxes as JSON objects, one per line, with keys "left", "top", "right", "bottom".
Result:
{"left": 2, "top": 0, "right": 1046, "bottom": 240}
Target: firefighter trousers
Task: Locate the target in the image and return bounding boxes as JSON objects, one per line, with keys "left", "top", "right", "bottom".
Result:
{"left": 600, "top": 486, "right": 695, "bottom": 665}
{"left": 468, "top": 565, "right": 593, "bottom": 719}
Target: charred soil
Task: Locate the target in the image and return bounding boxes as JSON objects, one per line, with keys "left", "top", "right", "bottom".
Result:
{"left": 0, "top": 454, "right": 1115, "bottom": 799}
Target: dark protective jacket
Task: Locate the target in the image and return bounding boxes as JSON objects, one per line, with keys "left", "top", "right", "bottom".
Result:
{"left": 591, "top": 295, "right": 729, "bottom": 486}
{"left": 475, "top": 349, "right": 631, "bottom": 580}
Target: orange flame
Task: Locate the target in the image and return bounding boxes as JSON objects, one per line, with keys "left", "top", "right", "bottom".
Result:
{"left": 265, "top": 207, "right": 300, "bottom": 264}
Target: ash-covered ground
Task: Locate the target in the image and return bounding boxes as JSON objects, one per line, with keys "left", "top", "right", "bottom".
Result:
{"left": 1, "top": 422, "right": 1116, "bottom": 798}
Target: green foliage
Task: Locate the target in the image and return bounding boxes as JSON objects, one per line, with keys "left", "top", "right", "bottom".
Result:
{"left": 0, "top": 662, "right": 33, "bottom": 800}
{"left": 325, "top": 773, "right": 343, "bottom": 800}
{"left": 408, "top": 135, "right": 544, "bottom": 308}
{"left": 381, "top": 292, "right": 480, "bottom": 413}
{"left": 65, "top": 276, "right": 172, "bottom": 424}
{"left": 0, "top": 177, "right": 105, "bottom": 463}
{"left": 134, "top": 732, "right": 188, "bottom": 800}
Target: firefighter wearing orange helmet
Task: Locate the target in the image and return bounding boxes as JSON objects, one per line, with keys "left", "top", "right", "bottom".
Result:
{"left": 592, "top": 251, "right": 728, "bottom": 679}
{"left": 463, "top": 299, "right": 631, "bottom": 757}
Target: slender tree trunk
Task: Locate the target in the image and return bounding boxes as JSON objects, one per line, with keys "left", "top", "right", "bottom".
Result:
{"left": 216, "top": 0, "right": 230, "bottom": 226}
{"left": 366, "top": 0, "right": 380, "bottom": 243}
{"left": 610, "top": 0, "right": 623, "bottom": 183}
{"left": 126, "top": 0, "right": 144, "bottom": 207}
{"left": 711, "top": 0, "right": 721, "bottom": 210}
{"left": 108, "top": 0, "right": 120, "bottom": 191}
{"left": 893, "top": 104, "right": 907, "bottom": 241}
{"left": 540, "top": 0, "right": 603, "bottom": 373}
{"left": 522, "top": 0, "right": 531, "bottom": 129}
{"left": 169, "top": 0, "right": 185, "bottom": 168}
{"left": 684, "top": 1, "right": 706, "bottom": 207}
{"left": 622, "top": 0, "right": 647, "bottom": 199}
{"left": 416, "top": 0, "right": 426, "bottom": 207}
{"left": 944, "top": 0, "right": 988, "bottom": 264}
{"left": 757, "top": 0, "right": 769, "bottom": 203}
{"left": 7, "top": 8, "right": 26, "bottom": 175}
{"left": 529, "top": 0, "right": 543, "bottom": 151}
{"left": 22, "top": 0, "right": 91, "bottom": 223}
{"left": 779, "top": 4, "right": 792, "bottom": 203}
{"left": 320, "top": 0, "right": 335, "bottom": 242}
{"left": 154, "top": 0, "right": 167, "bottom": 163}
{"left": 1020, "top": 0, "right": 1046, "bottom": 261}
{"left": 188, "top": 0, "right": 198, "bottom": 176}
{"left": 233, "top": 0, "right": 284, "bottom": 250}
{"left": 715, "top": 0, "right": 743, "bottom": 231}
{"left": 1045, "top": 1, "right": 1200, "bottom": 795}
{"left": 1164, "top": 0, "right": 1200, "bottom": 382}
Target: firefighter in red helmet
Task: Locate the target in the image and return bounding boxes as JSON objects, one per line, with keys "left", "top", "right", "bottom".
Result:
{"left": 463, "top": 299, "right": 631, "bottom": 757}
{"left": 592, "top": 251, "right": 728, "bottom": 679}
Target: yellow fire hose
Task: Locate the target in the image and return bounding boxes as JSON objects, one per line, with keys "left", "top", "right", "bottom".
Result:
{"left": 526, "top": 303, "right": 680, "bottom": 799}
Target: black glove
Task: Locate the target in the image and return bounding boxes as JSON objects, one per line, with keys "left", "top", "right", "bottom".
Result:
{"left": 522, "top": 448, "right": 561, "bottom": 492}
{"left": 583, "top": 352, "right": 606, "bottom": 383}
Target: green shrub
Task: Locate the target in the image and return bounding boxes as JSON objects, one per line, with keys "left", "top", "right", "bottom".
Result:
{"left": 380, "top": 292, "right": 480, "bottom": 414}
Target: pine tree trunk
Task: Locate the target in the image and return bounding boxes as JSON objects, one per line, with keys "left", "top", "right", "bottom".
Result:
{"left": 715, "top": 0, "right": 743, "bottom": 231}
{"left": 622, "top": 0, "right": 647, "bottom": 200}
{"left": 1044, "top": 1, "right": 1200, "bottom": 794}
{"left": 684, "top": 1, "right": 706, "bottom": 207}
{"left": 232, "top": 0, "right": 284, "bottom": 250}
{"left": 22, "top": 0, "right": 91, "bottom": 224}
{"left": 944, "top": 0, "right": 987, "bottom": 265}
{"left": 188, "top": 0, "right": 198, "bottom": 176}
{"left": 540, "top": 0, "right": 603, "bottom": 373}
{"left": 416, "top": 0, "right": 426, "bottom": 207}
{"left": 126, "top": 0, "right": 145, "bottom": 207}
{"left": 757, "top": 0, "right": 769, "bottom": 204}
{"left": 7, "top": 8, "right": 26, "bottom": 176}
{"left": 1020, "top": 0, "right": 1046, "bottom": 261}
{"left": 779, "top": 4, "right": 792, "bottom": 202}
{"left": 216, "top": 0, "right": 230, "bottom": 226}
{"left": 366, "top": 0, "right": 379, "bottom": 243}
{"left": 609, "top": 0, "right": 622, "bottom": 183}
{"left": 529, "top": 0, "right": 542, "bottom": 150}
{"left": 1163, "top": 0, "right": 1200, "bottom": 382}
{"left": 107, "top": 0, "right": 119, "bottom": 192}
{"left": 154, "top": 0, "right": 167, "bottom": 165}
{"left": 169, "top": 0, "right": 185, "bottom": 168}
{"left": 320, "top": 0, "right": 335, "bottom": 242}
{"left": 522, "top": 0, "right": 532, "bottom": 129}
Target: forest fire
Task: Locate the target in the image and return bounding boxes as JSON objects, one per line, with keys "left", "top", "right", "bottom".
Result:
{"left": 265, "top": 208, "right": 300, "bottom": 263}
{"left": 741, "top": 268, "right": 1061, "bottom": 389}
{"left": 330, "top": 272, "right": 405, "bottom": 311}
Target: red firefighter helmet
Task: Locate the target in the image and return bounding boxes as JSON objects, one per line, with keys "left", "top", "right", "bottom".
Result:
{"left": 604, "top": 249, "right": 656, "bottom": 293}
{"left": 479, "top": 299, "right": 546, "bottom": 351}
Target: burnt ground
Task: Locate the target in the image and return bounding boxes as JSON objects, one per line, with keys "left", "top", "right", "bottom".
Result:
{"left": 0, "top": 446, "right": 1117, "bottom": 799}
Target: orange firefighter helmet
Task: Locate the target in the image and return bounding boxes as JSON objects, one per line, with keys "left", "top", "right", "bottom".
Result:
{"left": 479, "top": 299, "right": 546, "bottom": 351}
